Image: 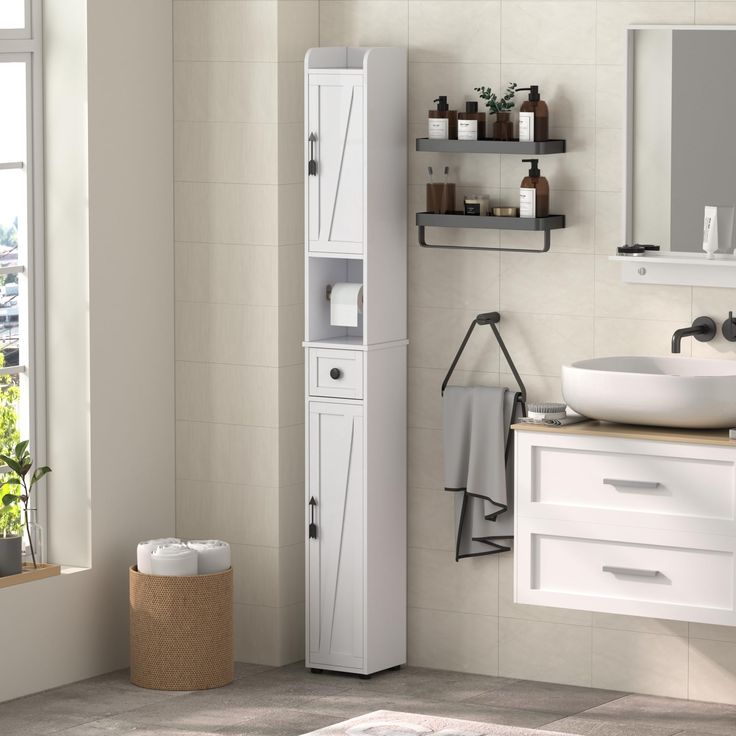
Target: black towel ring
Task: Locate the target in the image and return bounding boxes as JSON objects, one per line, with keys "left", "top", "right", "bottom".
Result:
{"left": 441, "top": 312, "right": 526, "bottom": 401}
{"left": 442, "top": 312, "right": 527, "bottom": 456}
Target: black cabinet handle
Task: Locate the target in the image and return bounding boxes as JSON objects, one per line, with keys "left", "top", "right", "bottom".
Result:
{"left": 308, "top": 132, "right": 317, "bottom": 176}
{"left": 329, "top": 368, "right": 342, "bottom": 380}
{"left": 308, "top": 496, "right": 317, "bottom": 539}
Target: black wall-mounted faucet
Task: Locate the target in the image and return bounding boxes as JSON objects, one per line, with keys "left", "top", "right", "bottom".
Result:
{"left": 671, "top": 317, "right": 717, "bottom": 353}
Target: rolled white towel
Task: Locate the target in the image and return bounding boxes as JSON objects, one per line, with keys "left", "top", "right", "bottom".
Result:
{"left": 149, "top": 543, "right": 198, "bottom": 576}
{"left": 187, "top": 539, "right": 231, "bottom": 574}
{"left": 137, "top": 537, "right": 181, "bottom": 574}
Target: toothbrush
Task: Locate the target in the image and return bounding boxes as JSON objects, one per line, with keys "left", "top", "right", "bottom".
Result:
{"left": 427, "top": 166, "right": 434, "bottom": 185}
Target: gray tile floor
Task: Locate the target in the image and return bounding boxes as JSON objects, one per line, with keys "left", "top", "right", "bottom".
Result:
{"left": 2, "top": 662, "right": 736, "bottom": 736}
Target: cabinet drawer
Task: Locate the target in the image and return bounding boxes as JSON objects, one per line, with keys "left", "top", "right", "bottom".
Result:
{"left": 309, "top": 348, "right": 363, "bottom": 399}
{"left": 516, "top": 518, "right": 736, "bottom": 625}
{"left": 516, "top": 431, "right": 736, "bottom": 534}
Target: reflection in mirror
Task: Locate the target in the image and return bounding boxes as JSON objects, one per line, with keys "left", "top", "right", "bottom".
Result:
{"left": 627, "top": 27, "right": 736, "bottom": 254}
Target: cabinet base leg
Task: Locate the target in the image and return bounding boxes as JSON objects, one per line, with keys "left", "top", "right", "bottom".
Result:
{"left": 310, "top": 668, "right": 324, "bottom": 674}
{"left": 359, "top": 674, "right": 372, "bottom": 680}
{"left": 389, "top": 665, "right": 401, "bottom": 671}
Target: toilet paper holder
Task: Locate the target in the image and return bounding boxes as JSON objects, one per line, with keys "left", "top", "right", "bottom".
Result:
{"left": 325, "top": 283, "right": 363, "bottom": 300}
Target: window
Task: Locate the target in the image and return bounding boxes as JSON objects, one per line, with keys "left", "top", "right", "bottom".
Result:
{"left": 0, "top": 1, "right": 46, "bottom": 543}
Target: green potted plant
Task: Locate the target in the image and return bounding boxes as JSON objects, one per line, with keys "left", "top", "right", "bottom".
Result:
{"left": 1, "top": 440, "right": 51, "bottom": 570}
{"left": 0, "top": 484, "right": 22, "bottom": 577}
{"left": 474, "top": 82, "right": 517, "bottom": 140}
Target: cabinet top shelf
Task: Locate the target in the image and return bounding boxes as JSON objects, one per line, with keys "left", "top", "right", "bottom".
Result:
{"left": 416, "top": 138, "right": 566, "bottom": 154}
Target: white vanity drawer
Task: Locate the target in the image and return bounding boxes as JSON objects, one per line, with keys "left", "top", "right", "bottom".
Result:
{"left": 515, "top": 431, "right": 736, "bottom": 535}
{"left": 309, "top": 348, "right": 364, "bottom": 399}
{"left": 516, "top": 518, "right": 736, "bottom": 625}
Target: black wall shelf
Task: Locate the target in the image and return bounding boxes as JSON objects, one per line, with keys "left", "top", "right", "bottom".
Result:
{"left": 416, "top": 212, "right": 566, "bottom": 253}
{"left": 416, "top": 138, "right": 566, "bottom": 154}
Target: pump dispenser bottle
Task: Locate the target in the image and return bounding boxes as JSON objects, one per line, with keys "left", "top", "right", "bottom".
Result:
{"left": 428, "top": 96, "right": 457, "bottom": 140}
{"left": 458, "top": 101, "right": 486, "bottom": 140}
{"left": 519, "top": 158, "right": 549, "bottom": 218}
{"left": 517, "top": 86, "right": 549, "bottom": 142}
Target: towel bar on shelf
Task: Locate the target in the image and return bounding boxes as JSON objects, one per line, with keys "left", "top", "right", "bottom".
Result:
{"left": 417, "top": 213, "right": 566, "bottom": 253}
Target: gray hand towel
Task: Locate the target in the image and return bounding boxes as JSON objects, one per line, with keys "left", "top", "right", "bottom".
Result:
{"left": 443, "top": 386, "right": 520, "bottom": 559}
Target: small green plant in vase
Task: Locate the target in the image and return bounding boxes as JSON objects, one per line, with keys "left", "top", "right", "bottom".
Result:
{"left": 474, "top": 82, "right": 517, "bottom": 140}
{"left": 1, "top": 441, "right": 51, "bottom": 569}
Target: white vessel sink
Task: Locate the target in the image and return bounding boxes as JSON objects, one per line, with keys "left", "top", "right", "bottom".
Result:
{"left": 562, "top": 356, "right": 736, "bottom": 429}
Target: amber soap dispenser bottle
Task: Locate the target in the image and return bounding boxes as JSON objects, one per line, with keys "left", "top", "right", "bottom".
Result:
{"left": 428, "top": 96, "right": 458, "bottom": 140}
{"left": 519, "top": 158, "right": 549, "bottom": 218}
{"left": 458, "top": 101, "right": 486, "bottom": 140}
{"left": 517, "top": 85, "right": 549, "bottom": 142}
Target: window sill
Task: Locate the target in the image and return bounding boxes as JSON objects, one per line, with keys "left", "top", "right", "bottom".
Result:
{"left": 0, "top": 562, "right": 62, "bottom": 590}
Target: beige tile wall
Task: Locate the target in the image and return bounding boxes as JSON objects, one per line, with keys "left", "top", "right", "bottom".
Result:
{"left": 321, "top": 0, "right": 736, "bottom": 703}
{"left": 173, "top": 0, "right": 317, "bottom": 665}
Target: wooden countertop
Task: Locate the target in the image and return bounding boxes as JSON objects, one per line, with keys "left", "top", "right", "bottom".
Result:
{"left": 511, "top": 420, "right": 736, "bottom": 447}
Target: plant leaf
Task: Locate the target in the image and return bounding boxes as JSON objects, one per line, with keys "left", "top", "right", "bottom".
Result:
{"left": 31, "top": 466, "right": 51, "bottom": 485}
{"left": 14, "top": 440, "right": 29, "bottom": 459}
{"left": 0, "top": 454, "right": 23, "bottom": 476}
{"left": 2, "top": 493, "right": 19, "bottom": 506}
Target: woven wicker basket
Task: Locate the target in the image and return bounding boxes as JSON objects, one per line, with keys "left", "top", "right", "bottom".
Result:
{"left": 129, "top": 565, "right": 234, "bottom": 690}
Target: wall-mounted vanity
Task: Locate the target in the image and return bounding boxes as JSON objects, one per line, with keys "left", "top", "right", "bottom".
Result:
{"left": 513, "top": 421, "right": 736, "bottom": 626}
{"left": 611, "top": 25, "right": 736, "bottom": 288}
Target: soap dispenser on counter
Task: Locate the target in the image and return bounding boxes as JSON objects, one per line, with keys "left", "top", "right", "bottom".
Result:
{"left": 519, "top": 158, "right": 549, "bottom": 218}
{"left": 428, "top": 95, "right": 457, "bottom": 140}
{"left": 517, "top": 86, "right": 549, "bottom": 142}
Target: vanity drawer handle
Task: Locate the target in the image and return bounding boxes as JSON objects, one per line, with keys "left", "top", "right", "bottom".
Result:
{"left": 603, "top": 478, "right": 661, "bottom": 490}
{"left": 602, "top": 565, "right": 659, "bottom": 578}
{"left": 329, "top": 368, "right": 342, "bottom": 380}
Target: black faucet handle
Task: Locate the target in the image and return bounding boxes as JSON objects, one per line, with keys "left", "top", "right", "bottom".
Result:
{"left": 722, "top": 311, "right": 736, "bottom": 342}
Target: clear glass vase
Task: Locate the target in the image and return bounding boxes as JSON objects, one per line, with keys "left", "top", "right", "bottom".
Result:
{"left": 22, "top": 518, "right": 44, "bottom": 567}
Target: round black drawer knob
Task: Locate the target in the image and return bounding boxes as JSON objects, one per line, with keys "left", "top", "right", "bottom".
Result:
{"left": 329, "top": 368, "right": 342, "bottom": 380}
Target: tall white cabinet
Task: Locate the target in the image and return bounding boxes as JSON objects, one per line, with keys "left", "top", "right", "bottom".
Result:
{"left": 304, "top": 47, "right": 407, "bottom": 676}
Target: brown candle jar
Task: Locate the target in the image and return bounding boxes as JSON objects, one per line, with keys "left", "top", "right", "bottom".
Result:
{"left": 492, "top": 112, "right": 513, "bottom": 141}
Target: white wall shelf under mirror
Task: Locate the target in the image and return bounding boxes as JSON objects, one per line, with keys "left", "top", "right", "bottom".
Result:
{"left": 613, "top": 25, "right": 736, "bottom": 288}
{"left": 611, "top": 252, "right": 736, "bottom": 288}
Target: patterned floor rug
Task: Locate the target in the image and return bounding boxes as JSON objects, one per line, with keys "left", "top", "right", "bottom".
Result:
{"left": 302, "top": 710, "right": 572, "bottom": 736}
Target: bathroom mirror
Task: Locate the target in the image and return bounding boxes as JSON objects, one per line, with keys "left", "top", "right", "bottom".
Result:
{"left": 626, "top": 26, "right": 736, "bottom": 254}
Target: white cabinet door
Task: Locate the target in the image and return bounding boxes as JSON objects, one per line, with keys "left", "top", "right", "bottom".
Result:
{"left": 307, "top": 73, "right": 364, "bottom": 256}
{"left": 308, "top": 401, "right": 364, "bottom": 669}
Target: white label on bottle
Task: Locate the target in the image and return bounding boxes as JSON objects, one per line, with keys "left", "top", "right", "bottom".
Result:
{"left": 518, "top": 112, "right": 535, "bottom": 143}
{"left": 457, "top": 119, "right": 478, "bottom": 141}
{"left": 428, "top": 118, "right": 449, "bottom": 139}
{"left": 520, "top": 187, "right": 536, "bottom": 218}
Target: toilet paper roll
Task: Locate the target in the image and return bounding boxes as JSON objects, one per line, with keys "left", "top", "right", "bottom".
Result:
{"left": 149, "top": 543, "right": 198, "bottom": 576}
{"left": 330, "top": 282, "right": 363, "bottom": 327}
{"left": 187, "top": 539, "right": 231, "bottom": 574}
{"left": 137, "top": 537, "right": 181, "bottom": 575}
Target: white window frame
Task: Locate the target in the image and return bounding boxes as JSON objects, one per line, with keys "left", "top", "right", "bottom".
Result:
{"left": 0, "top": 0, "right": 47, "bottom": 537}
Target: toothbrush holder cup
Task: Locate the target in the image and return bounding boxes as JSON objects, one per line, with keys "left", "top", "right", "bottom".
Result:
{"left": 426, "top": 183, "right": 456, "bottom": 214}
